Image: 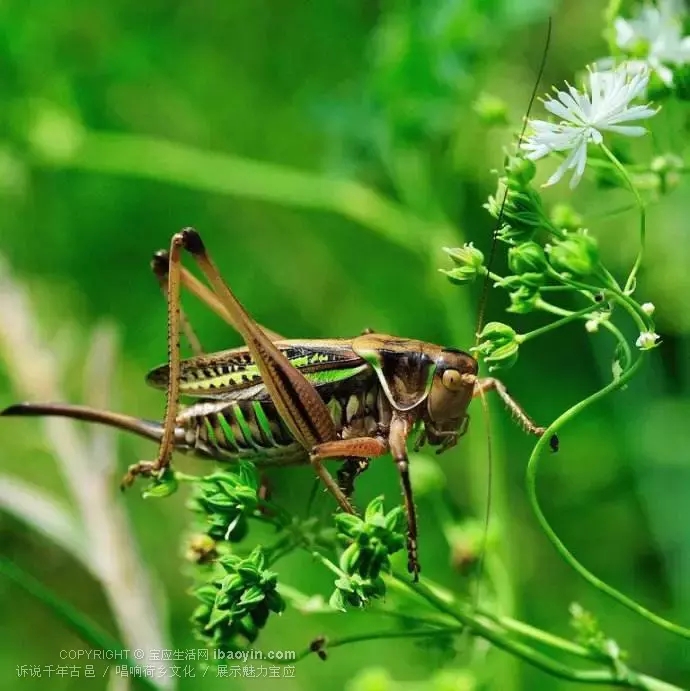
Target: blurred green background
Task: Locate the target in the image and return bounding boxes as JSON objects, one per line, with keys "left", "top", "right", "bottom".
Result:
{"left": 1, "top": 0, "right": 690, "bottom": 689}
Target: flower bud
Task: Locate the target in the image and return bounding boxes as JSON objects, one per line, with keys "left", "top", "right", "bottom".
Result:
{"left": 507, "top": 285, "right": 539, "bottom": 314}
{"left": 185, "top": 534, "right": 218, "bottom": 565}
{"left": 505, "top": 154, "right": 537, "bottom": 185}
{"left": 474, "top": 321, "right": 517, "bottom": 346}
{"left": 508, "top": 242, "right": 548, "bottom": 275}
{"left": 485, "top": 182, "right": 544, "bottom": 230}
{"left": 472, "top": 322, "right": 520, "bottom": 371}
{"left": 550, "top": 203, "right": 583, "bottom": 232}
{"left": 635, "top": 331, "right": 660, "bottom": 350}
{"left": 547, "top": 232, "right": 599, "bottom": 277}
{"left": 441, "top": 244, "right": 484, "bottom": 284}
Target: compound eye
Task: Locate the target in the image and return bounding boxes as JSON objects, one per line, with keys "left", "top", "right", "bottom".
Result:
{"left": 441, "top": 368, "right": 464, "bottom": 392}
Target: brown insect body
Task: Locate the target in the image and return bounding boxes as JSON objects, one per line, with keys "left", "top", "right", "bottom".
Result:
{"left": 2, "top": 229, "right": 549, "bottom": 579}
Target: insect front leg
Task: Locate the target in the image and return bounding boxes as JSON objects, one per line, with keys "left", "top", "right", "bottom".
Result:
{"left": 388, "top": 414, "right": 420, "bottom": 581}
{"left": 475, "top": 377, "right": 558, "bottom": 448}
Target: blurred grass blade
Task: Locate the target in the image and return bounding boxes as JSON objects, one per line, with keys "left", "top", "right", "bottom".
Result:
{"left": 0, "top": 475, "right": 88, "bottom": 568}
{"left": 0, "top": 557, "right": 157, "bottom": 691}
{"left": 29, "top": 126, "right": 453, "bottom": 254}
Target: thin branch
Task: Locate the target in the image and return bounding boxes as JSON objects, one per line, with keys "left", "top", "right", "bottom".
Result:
{"left": 393, "top": 574, "right": 684, "bottom": 691}
{"left": 294, "top": 625, "right": 465, "bottom": 663}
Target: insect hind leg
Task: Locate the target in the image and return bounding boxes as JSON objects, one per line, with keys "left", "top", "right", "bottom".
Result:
{"left": 151, "top": 250, "right": 204, "bottom": 356}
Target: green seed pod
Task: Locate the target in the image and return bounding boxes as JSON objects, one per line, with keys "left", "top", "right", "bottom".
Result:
{"left": 441, "top": 244, "right": 485, "bottom": 285}
{"left": 334, "top": 512, "right": 364, "bottom": 537}
{"left": 508, "top": 242, "right": 548, "bottom": 275}
{"left": 484, "top": 341, "right": 520, "bottom": 371}
{"left": 547, "top": 232, "right": 599, "bottom": 277}
{"left": 550, "top": 203, "right": 583, "bottom": 232}
{"left": 443, "top": 243, "right": 484, "bottom": 269}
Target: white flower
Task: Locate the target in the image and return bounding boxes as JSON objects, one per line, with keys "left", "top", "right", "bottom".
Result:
{"left": 585, "top": 319, "right": 599, "bottom": 333}
{"left": 641, "top": 301, "right": 656, "bottom": 315}
{"left": 636, "top": 330, "right": 661, "bottom": 350}
{"left": 614, "top": 0, "right": 690, "bottom": 86}
{"left": 521, "top": 63, "right": 658, "bottom": 188}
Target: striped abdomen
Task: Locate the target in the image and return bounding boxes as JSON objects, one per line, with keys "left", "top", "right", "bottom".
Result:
{"left": 176, "top": 372, "right": 386, "bottom": 466}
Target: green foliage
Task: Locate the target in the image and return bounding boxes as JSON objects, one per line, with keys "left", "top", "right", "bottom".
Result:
{"left": 1, "top": 1, "right": 690, "bottom": 691}
{"left": 191, "top": 546, "right": 285, "bottom": 652}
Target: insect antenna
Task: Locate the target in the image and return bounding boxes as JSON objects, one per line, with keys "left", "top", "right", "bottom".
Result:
{"left": 470, "top": 17, "right": 552, "bottom": 612}
{"left": 475, "top": 17, "right": 552, "bottom": 340}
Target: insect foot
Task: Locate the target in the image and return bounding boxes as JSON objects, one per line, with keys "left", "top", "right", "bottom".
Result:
{"left": 120, "top": 460, "right": 162, "bottom": 491}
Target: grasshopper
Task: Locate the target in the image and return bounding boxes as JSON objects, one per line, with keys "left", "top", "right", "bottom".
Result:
{"left": 2, "top": 228, "right": 552, "bottom": 579}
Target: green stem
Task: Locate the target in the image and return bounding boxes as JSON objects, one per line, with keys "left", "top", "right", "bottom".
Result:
{"left": 294, "top": 625, "right": 465, "bottom": 663}
{"left": 296, "top": 542, "right": 680, "bottom": 688}
{"left": 599, "top": 143, "right": 646, "bottom": 294}
{"left": 549, "top": 270, "right": 651, "bottom": 333}
{"left": 489, "top": 612, "right": 601, "bottom": 662}
{"left": 310, "top": 550, "right": 344, "bottom": 577}
{"left": 0, "top": 558, "right": 158, "bottom": 691}
{"left": 536, "top": 298, "right": 633, "bottom": 370}
{"left": 393, "top": 575, "right": 679, "bottom": 690}
{"left": 519, "top": 303, "right": 599, "bottom": 343}
{"left": 526, "top": 357, "right": 690, "bottom": 640}
{"left": 390, "top": 573, "right": 599, "bottom": 662}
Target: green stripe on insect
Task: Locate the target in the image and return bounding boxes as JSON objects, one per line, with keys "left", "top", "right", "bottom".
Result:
{"left": 216, "top": 413, "right": 240, "bottom": 452}
{"left": 231, "top": 403, "right": 261, "bottom": 450}
{"left": 252, "top": 400, "right": 277, "bottom": 446}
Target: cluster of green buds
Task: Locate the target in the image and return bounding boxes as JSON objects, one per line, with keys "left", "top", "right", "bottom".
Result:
{"left": 191, "top": 547, "right": 285, "bottom": 652}
{"left": 499, "top": 241, "right": 549, "bottom": 314}
{"left": 438, "top": 146, "right": 638, "bottom": 372}
{"left": 329, "top": 497, "right": 406, "bottom": 611}
{"left": 188, "top": 464, "right": 259, "bottom": 543}
{"left": 484, "top": 155, "right": 549, "bottom": 243}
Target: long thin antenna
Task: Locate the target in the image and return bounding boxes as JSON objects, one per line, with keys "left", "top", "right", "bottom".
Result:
{"left": 474, "top": 17, "right": 552, "bottom": 340}
{"left": 470, "top": 15, "right": 553, "bottom": 613}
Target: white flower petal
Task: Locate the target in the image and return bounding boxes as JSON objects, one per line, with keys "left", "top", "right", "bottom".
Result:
{"left": 543, "top": 98, "right": 575, "bottom": 121}
{"left": 570, "top": 139, "right": 590, "bottom": 188}
{"left": 636, "top": 331, "right": 661, "bottom": 350}
{"left": 524, "top": 61, "right": 659, "bottom": 187}
{"left": 603, "top": 124, "right": 648, "bottom": 136}
{"left": 610, "top": 0, "right": 690, "bottom": 86}
{"left": 615, "top": 17, "right": 637, "bottom": 49}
